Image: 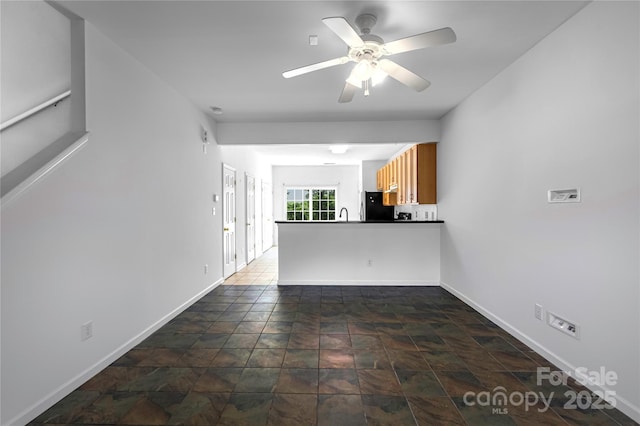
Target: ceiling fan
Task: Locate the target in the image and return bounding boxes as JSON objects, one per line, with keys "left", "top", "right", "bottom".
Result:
{"left": 282, "top": 13, "right": 456, "bottom": 103}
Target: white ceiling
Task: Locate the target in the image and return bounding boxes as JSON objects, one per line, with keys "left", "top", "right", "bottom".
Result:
{"left": 222, "top": 142, "right": 412, "bottom": 165}
{"left": 60, "top": 0, "right": 588, "bottom": 164}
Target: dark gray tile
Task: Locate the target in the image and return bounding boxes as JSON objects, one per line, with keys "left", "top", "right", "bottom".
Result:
{"left": 235, "top": 368, "right": 280, "bottom": 393}
{"left": 267, "top": 393, "right": 317, "bottom": 426}
{"left": 210, "top": 348, "right": 252, "bottom": 367}
{"left": 35, "top": 283, "right": 637, "bottom": 426}
{"left": 247, "top": 349, "right": 286, "bottom": 368}
{"left": 283, "top": 349, "right": 319, "bottom": 368}
{"left": 319, "top": 368, "right": 359, "bottom": 394}
{"left": 362, "top": 395, "right": 415, "bottom": 426}
{"left": 256, "top": 333, "right": 290, "bottom": 349}
{"left": 275, "top": 368, "right": 319, "bottom": 394}
{"left": 223, "top": 333, "right": 260, "bottom": 349}
{"left": 318, "top": 394, "right": 367, "bottom": 426}
{"left": 219, "top": 392, "right": 273, "bottom": 425}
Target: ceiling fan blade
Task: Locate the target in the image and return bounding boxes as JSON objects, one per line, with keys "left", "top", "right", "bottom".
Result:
{"left": 282, "top": 56, "right": 349, "bottom": 78}
{"left": 322, "top": 17, "right": 365, "bottom": 48}
{"left": 383, "top": 27, "right": 456, "bottom": 55}
{"left": 377, "top": 59, "right": 430, "bottom": 92}
{"left": 338, "top": 82, "right": 358, "bottom": 103}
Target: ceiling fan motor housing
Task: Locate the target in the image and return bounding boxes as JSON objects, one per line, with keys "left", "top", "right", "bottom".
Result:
{"left": 348, "top": 39, "right": 383, "bottom": 62}
{"left": 355, "top": 13, "right": 377, "bottom": 35}
{"left": 349, "top": 14, "right": 385, "bottom": 63}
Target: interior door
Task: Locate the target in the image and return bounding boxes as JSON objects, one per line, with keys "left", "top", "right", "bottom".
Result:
{"left": 246, "top": 173, "right": 256, "bottom": 264}
{"left": 223, "top": 164, "right": 236, "bottom": 278}
{"left": 261, "top": 181, "right": 273, "bottom": 251}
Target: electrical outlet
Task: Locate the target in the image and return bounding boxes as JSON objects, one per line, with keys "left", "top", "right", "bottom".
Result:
{"left": 535, "top": 304, "right": 543, "bottom": 320}
{"left": 367, "top": 259, "right": 372, "bottom": 267}
{"left": 81, "top": 321, "right": 93, "bottom": 341}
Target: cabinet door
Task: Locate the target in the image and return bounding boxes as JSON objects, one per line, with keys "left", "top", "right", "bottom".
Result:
{"left": 416, "top": 143, "right": 437, "bottom": 204}
{"left": 376, "top": 168, "right": 383, "bottom": 191}
{"left": 383, "top": 163, "right": 389, "bottom": 191}
{"left": 389, "top": 158, "right": 397, "bottom": 187}
{"left": 407, "top": 147, "right": 417, "bottom": 204}
{"left": 397, "top": 155, "right": 405, "bottom": 204}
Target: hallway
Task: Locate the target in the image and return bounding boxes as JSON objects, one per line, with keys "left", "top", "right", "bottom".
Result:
{"left": 224, "top": 247, "right": 278, "bottom": 286}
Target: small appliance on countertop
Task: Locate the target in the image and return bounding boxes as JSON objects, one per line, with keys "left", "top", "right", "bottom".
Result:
{"left": 396, "top": 212, "right": 412, "bottom": 221}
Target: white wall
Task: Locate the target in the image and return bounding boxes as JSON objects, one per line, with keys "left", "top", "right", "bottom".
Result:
{"left": 361, "top": 160, "right": 384, "bottom": 193}
{"left": 1, "top": 20, "right": 223, "bottom": 425}
{"left": 217, "top": 120, "right": 440, "bottom": 145}
{"left": 278, "top": 223, "right": 440, "bottom": 285}
{"left": 219, "top": 146, "right": 273, "bottom": 266}
{"left": 272, "top": 164, "right": 361, "bottom": 222}
{"left": 438, "top": 1, "right": 639, "bottom": 421}
{"left": 1, "top": 1, "right": 71, "bottom": 178}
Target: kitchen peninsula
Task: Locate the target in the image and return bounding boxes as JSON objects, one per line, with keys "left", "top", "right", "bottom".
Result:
{"left": 276, "top": 220, "right": 443, "bottom": 286}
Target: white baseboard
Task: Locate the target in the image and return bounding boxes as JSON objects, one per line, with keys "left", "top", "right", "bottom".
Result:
{"left": 236, "top": 262, "right": 247, "bottom": 272}
{"left": 12, "top": 278, "right": 224, "bottom": 426}
{"left": 440, "top": 281, "right": 640, "bottom": 424}
{"left": 276, "top": 280, "right": 440, "bottom": 286}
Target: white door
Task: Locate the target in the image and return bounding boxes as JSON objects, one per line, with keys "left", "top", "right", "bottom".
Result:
{"left": 262, "top": 181, "right": 273, "bottom": 251}
{"left": 246, "top": 173, "right": 256, "bottom": 264}
{"left": 223, "top": 164, "right": 236, "bottom": 278}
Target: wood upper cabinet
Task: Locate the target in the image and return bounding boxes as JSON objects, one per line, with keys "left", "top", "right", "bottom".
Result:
{"left": 376, "top": 142, "right": 437, "bottom": 205}
{"left": 414, "top": 143, "right": 437, "bottom": 204}
{"left": 389, "top": 158, "right": 397, "bottom": 187}
{"left": 382, "top": 162, "right": 396, "bottom": 205}
{"left": 397, "top": 153, "right": 406, "bottom": 205}
{"left": 399, "top": 148, "right": 412, "bottom": 205}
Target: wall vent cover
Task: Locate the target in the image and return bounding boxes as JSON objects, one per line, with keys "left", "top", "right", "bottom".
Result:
{"left": 547, "top": 311, "right": 579, "bottom": 339}
{"left": 548, "top": 188, "right": 580, "bottom": 203}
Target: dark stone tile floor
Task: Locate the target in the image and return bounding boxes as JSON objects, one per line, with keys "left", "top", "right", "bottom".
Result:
{"left": 29, "top": 285, "right": 637, "bottom": 425}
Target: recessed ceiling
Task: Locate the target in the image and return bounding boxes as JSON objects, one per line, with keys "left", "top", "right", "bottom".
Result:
{"left": 222, "top": 143, "right": 411, "bottom": 166}
{"left": 59, "top": 0, "right": 587, "bottom": 163}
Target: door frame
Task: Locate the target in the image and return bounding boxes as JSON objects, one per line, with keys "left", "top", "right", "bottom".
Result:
{"left": 245, "top": 173, "right": 256, "bottom": 265}
{"left": 261, "top": 181, "right": 273, "bottom": 252}
{"left": 222, "top": 163, "right": 237, "bottom": 279}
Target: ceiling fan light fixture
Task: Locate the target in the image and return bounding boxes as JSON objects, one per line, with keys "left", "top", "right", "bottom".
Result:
{"left": 371, "top": 67, "right": 387, "bottom": 87}
{"left": 345, "top": 72, "right": 362, "bottom": 88}
{"left": 352, "top": 57, "right": 374, "bottom": 81}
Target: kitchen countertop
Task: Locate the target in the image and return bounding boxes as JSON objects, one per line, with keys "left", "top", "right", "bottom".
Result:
{"left": 275, "top": 220, "right": 444, "bottom": 224}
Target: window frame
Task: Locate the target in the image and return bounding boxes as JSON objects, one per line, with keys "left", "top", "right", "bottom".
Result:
{"left": 284, "top": 186, "right": 338, "bottom": 222}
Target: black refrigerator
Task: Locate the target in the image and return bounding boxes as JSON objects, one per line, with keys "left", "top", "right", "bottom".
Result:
{"left": 361, "top": 191, "right": 395, "bottom": 221}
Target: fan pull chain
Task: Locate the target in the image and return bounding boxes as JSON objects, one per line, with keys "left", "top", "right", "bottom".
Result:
{"left": 364, "top": 79, "right": 370, "bottom": 96}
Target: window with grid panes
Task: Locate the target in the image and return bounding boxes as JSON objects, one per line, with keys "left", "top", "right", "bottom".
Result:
{"left": 286, "top": 188, "right": 336, "bottom": 221}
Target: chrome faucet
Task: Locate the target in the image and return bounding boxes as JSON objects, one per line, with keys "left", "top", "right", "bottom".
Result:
{"left": 339, "top": 207, "right": 349, "bottom": 222}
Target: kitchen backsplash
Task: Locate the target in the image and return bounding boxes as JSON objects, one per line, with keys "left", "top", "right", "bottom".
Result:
{"left": 395, "top": 204, "right": 438, "bottom": 221}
